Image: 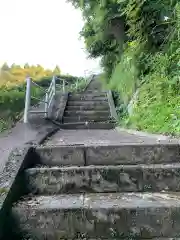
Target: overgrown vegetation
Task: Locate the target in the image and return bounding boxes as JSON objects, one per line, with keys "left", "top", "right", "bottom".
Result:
{"left": 68, "top": 0, "right": 180, "bottom": 135}
{"left": 0, "top": 63, "right": 83, "bottom": 132}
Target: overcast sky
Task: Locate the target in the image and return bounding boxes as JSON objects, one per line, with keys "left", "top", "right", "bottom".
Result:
{"left": 0, "top": 0, "right": 101, "bottom": 76}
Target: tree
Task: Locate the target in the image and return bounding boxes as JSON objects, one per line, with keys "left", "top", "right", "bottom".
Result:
{"left": 68, "top": 0, "right": 178, "bottom": 78}
{"left": 53, "top": 65, "right": 61, "bottom": 75}
{"left": 24, "top": 63, "right": 30, "bottom": 69}
{"left": 1, "top": 62, "right": 10, "bottom": 71}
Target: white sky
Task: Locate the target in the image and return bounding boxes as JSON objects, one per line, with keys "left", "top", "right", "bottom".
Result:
{"left": 0, "top": 0, "right": 101, "bottom": 76}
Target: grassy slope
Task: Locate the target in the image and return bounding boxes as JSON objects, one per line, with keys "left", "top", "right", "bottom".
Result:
{"left": 126, "top": 73, "right": 180, "bottom": 135}
{"left": 107, "top": 41, "right": 180, "bottom": 136}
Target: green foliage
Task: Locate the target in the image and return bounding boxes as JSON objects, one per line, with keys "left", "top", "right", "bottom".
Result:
{"left": 68, "top": 0, "right": 180, "bottom": 136}
{"left": 108, "top": 41, "right": 139, "bottom": 104}
{"left": 68, "top": 77, "right": 88, "bottom": 93}
{"left": 124, "top": 4, "right": 180, "bottom": 135}
{"left": 126, "top": 71, "right": 180, "bottom": 135}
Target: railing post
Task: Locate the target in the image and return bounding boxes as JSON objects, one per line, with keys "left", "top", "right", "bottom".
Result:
{"left": 75, "top": 79, "right": 79, "bottom": 90}
{"left": 63, "top": 79, "right": 65, "bottom": 93}
{"left": 45, "top": 93, "right": 48, "bottom": 118}
{"left": 24, "top": 77, "right": 31, "bottom": 123}
{"left": 53, "top": 76, "right": 56, "bottom": 95}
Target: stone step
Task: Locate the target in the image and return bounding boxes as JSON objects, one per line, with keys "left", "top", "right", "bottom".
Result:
{"left": 63, "top": 116, "right": 110, "bottom": 123}
{"left": 12, "top": 192, "right": 180, "bottom": 239}
{"left": 35, "top": 143, "right": 180, "bottom": 167}
{"left": 69, "top": 92, "right": 107, "bottom": 98}
{"left": 60, "top": 122, "right": 114, "bottom": 130}
{"left": 25, "top": 163, "right": 180, "bottom": 195}
{"left": 68, "top": 95, "right": 108, "bottom": 101}
{"left": 65, "top": 105, "right": 110, "bottom": 111}
{"left": 64, "top": 110, "right": 110, "bottom": 117}
{"left": 83, "top": 90, "right": 107, "bottom": 94}
{"left": 67, "top": 100, "right": 109, "bottom": 107}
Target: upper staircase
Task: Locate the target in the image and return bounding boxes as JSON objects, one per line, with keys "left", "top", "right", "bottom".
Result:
{"left": 50, "top": 75, "right": 116, "bottom": 129}
{"left": 61, "top": 91, "right": 115, "bottom": 129}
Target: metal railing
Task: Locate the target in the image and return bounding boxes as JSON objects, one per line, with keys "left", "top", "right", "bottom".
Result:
{"left": 23, "top": 74, "right": 93, "bottom": 123}
{"left": 23, "top": 76, "right": 57, "bottom": 123}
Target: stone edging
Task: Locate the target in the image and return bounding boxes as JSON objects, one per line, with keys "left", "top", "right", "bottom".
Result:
{"left": 54, "top": 93, "right": 69, "bottom": 123}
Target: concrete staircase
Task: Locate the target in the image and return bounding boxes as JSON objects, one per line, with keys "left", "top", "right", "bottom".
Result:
{"left": 60, "top": 91, "right": 115, "bottom": 129}
{"left": 5, "top": 78, "right": 180, "bottom": 239}
{"left": 11, "top": 142, "right": 180, "bottom": 239}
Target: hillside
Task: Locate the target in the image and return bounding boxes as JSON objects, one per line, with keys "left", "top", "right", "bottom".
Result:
{"left": 68, "top": 0, "right": 180, "bottom": 136}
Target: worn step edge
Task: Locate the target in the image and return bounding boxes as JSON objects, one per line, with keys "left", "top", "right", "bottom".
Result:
{"left": 58, "top": 122, "right": 115, "bottom": 130}
{"left": 67, "top": 100, "right": 109, "bottom": 105}
{"left": 68, "top": 98, "right": 108, "bottom": 102}
{"left": 63, "top": 116, "right": 111, "bottom": 122}
{"left": 25, "top": 163, "right": 180, "bottom": 194}
{"left": 68, "top": 95, "right": 107, "bottom": 98}
{"left": 13, "top": 192, "right": 180, "bottom": 239}
{"left": 13, "top": 192, "right": 180, "bottom": 209}
{"left": 69, "top": 93, "right": 107, "bottom": 97}
{"left": 65, "top": 106, "right": 110, "bottom": 110}
{"left": 64, "top": 110, "right": 110, "bottom": 114}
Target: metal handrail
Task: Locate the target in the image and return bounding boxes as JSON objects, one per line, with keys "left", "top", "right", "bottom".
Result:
{"left": 23, "top": 74, "right": 92, "bottom": 123}
{"left": 31, "top": 80, "right": 49, "bottom": 94}
{"left": 23, "top": 76, "right": 57, "bottom": 123}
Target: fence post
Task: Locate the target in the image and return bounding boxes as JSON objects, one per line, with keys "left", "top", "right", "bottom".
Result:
{"left": 63, "top": 79, "right": 65, "bottom": 93}
{"left": 24, "top": 77, "right": 31, "bottom": 123}
{"left": 45, "top": 93, "right": 48, "bottom": 118}
{"left": 53, "top": 76, "right": 56, "bottom": 95}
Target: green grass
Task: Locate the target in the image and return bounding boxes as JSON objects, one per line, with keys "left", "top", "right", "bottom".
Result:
{"left": 108, "top": 42, "right": 139, "bottom": 105}
{"left": 122, "top": 72, "right": 180, "bottom": 136}
{"left": 108, "top": 48, "right": 180, "bottom": 136}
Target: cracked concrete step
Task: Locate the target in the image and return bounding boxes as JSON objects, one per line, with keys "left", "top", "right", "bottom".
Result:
{"left": 25, "top": 163, "right": 180, "bottom": 195}
{"left": 56, "top": 122, "right": 114, "bottom": 130}
{"left": 83, "top": 90, "right": 107, "bottom": 94}
{"left": 63, "top": 116, "right": 111, "bottom": 123}
{"left": 12, "top": 192, "right": 180, "bottom": 239}
{"left": 68, "top": 95, "right": 108, "bottom": 101}
{"left": 35, "top": 143, "right": 180, "bottom": 167}
{"left": 65, "top": 105, "right": 110, "bottom": 111}
{"left": 64, "top": 110, "right": 110, "bottom": 117}
{"left": 67, "top": 100, "right": 109, "bottom": 107}
{"left": 69, "top": 92, "right": 107, "bottom": 98}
